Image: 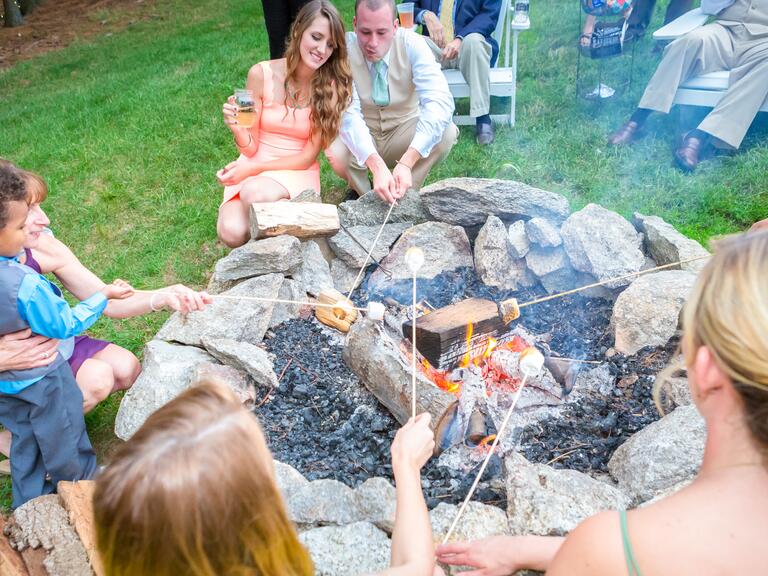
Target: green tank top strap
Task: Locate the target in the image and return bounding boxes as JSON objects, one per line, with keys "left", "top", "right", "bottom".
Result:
{"left": 620, "top": 509, "right": 643, "bottom": 576}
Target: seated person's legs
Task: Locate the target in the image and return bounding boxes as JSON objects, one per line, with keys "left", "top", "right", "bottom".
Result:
{"left": 457, "top": 33, "right": 494, "bottom": 145}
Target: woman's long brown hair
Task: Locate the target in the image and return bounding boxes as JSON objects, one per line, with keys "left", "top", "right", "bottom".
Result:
{"left": 93, "top": 380, "right": 314, "bottom": 576}
{"left": 283, "top": 0, "right": 353, "bottom": 149}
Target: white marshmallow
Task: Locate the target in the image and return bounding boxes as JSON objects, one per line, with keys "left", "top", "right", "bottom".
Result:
{"left": 367, "top": 301, "right": 385, "bottom": 321}
{"left": 404, "top": 247, "right": 425, "bottom": 273}
{"left": 519, "top": 348, "right": 545, "bottom": 376}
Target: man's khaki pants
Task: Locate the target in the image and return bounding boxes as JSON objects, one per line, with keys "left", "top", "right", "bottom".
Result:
{"left": 326, "top": 117, "right": 459, "bottom": 195}
{"left": 638, "top": 23, "right": 768, "bottom": 149}
{"left": 428, "top": 33, "right": 492, "bottom": 118}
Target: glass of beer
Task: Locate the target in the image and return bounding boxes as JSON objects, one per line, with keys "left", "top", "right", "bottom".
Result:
{"left": 397, "top": 2, "right": 415, "bottom": 28}
{"left": 234, "top": 89, "right": 256, "bottom": 128}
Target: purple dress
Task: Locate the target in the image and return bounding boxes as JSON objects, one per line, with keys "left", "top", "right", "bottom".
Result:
{"left": 23, "top": 249, "right": 111, "bottom": 376}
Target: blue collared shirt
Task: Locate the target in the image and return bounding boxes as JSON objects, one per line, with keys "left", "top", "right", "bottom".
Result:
{"left": 0, "top": 255, "right": 107, "bottom": 394}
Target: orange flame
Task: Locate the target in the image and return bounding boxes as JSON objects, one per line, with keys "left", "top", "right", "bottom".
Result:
{"left": 420, "top": 358, "right": 460, "bottom": 395}
{"left": 459, "top": 322, "right": 474, "bottom": 368}
{"left": 476, "top": 434, "right": 497, "bottom": 449}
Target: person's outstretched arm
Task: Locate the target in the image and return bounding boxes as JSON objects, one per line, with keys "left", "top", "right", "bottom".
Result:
{"left": 436, "top": 534, "right": 565, "bottom": 575}
{"left": 372, "top": 413, "right": 436, "bottom": 576}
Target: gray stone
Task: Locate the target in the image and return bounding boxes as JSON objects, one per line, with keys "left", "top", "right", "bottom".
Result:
{"left": 368, "top": 221, "right": 473, "bottom": 292}
{"left": 156, "top": 273, "right": 283, "bottom": 347}
{"left": 328, "top": 222, "right": 411, "bottom": 268}
{"left": 352, "top": 477, "right": 397, "bottom": 533}
{"left": 508, "top": 220, "right": 530, "bottom": 258}
{"left": 293, "top": 240, "right": 334, "bottom": 297}
{"left": 633, "top": 213, "right": 710, "bottom": 273}
{"left": 191, "top": 362, "right": 256, "bottom": 407}
{"left": 330, "top": 258, "right": 360, "bottom": 294}
{"left": 420, "top": 178, "right": 570, "bottom": 226}
{"left": 287, "top": 479, "right": 364, "bottom": 526}
{"left": 338, "top": 189, "right": 429, "bottom": 227}
{"left": 270, "top": 278, "right": 305, "bottom": 328}
{"left": 212, "top": 236, "right": 301, "bottom": 282}
{"left": 300, "top": 522, "right": 390, "bottom": 576}
{"left": 430, "top": 501, "right": 509, "bottom": 543}
{"left": 525, "top": 246, "right": 570, "bottom": 278}
{"left": 569, "top": 364, "right": 615, "bottom": 400}
{"left": 115, "top": 341, "right": 219, "bottom": 440}
{"left": 7, "top": 494, "right": 92, "bottom": 576}
{"left": 612, "top": 270, "right": 696, "bottom": 355}
{"left": 343, "top": 319, "right": 456, "bottom": 427}
{"left": 526, "top": 218, "right": 562, "bottom": 247}
{"left": 274, "top": 460, "right": 310, "bottom": 501}
{"left": 292, "top": 188, "right": 322, "bottom": 203}
{"left": 201, "top": 337, "right": 279, "bottom": 389}
{"left": 561, "top": 204, "right": 645, "bottom": 288}
{"left": 608, "top": 405, "right": 705, "bottom": 505}
{"left": 475, "top": 215, "right": 536, "bottom": 290}
{"left": 505, "top": 453, "right": 630, "bottom": 536}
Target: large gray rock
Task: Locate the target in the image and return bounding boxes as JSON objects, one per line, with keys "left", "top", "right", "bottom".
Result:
{"left": 212, "top": 236, "right": 301, "bottom": 283}
{"left": 293, "top": 240, "right": 334, "bottom": 297}
{"left": 115, "top": 341, "right": 220, "bottom": 440}
{"left": 191, "top": 362, "right": 256, "bottom": 407}
{"left": 525, "top": 246, "right": 570, "bottom": 278}
{"left": 475, "top": 215, "right": 535, "bottom": 290}
{"left": 505, "top": 453, "right": 629, "bottom": 536}
{"left": 156, "top": 273, "right": 283, "bottom": 346}
{"left": 352, "top": 477, "right": 397, "bottom": 533}
{"left": 430, "top": 501, "right": 509, "bottom": 543}
{"left": 6, "top": 495, "right": 92, "bottom": 576}
{"left": 300, "top": 522, "right": 391, "bottom": 576}
{"left": 201, "top": 337, "right": 279, "bottom": 389}
{"left": 368, "top": 221, "right": 473, "bottom": 292}
{"left": 420, "top": 178, "right": 570, "bottom": 226}
{"left": 508, "top": 220, "right": 531, "bottom": 258}
{"left": 633, "top": 213, "right": 710, "bottom": 273}
{"left": 338, "top": 189, "right": 429, "bottom": 227}
{"left": 561, "top": 204, "right": 645, "bottom": 288}
{"left": 330, "top": 258, "right": 360, "bottom": 294}
{"left": 269, "top": 277, "right": 305, "bottom": 328}
{"left": 609, "top": 405, "right": 705, "bottom": 505}
{"left": 287, "top": 479, "right": 364, "bottom": 526}
{"left": 612, "top": 270, "right": 696, "bottom": 355}
{"left": 328, "top": 222, "right": 411, "bottom": 268}
{"left": 526, "top": 217, "right": 562, "bottom": 247}
{"left": 274, "top": 460, "right": 310, "bottom": 501}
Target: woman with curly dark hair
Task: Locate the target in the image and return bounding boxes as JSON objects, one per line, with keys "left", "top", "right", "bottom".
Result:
{"left": 216, "top": 0, "right": 353, "bottom": 248}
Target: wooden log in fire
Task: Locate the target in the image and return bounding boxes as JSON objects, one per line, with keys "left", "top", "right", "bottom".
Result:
{"left": 402, "top": 297, "right": 518, "bottom": 370}
{"left": 249, "top": 202, "right": 340, "bottom": 240}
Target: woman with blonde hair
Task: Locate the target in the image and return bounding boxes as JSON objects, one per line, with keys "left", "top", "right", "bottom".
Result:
{"left": 216, "top": 0, "right": 353, "bottom": 248}
{"left": 436, "top": 230, "right": 768, "bottom": 575}
{"left": 94, "top": 380, "right": 438, "bottom": 576}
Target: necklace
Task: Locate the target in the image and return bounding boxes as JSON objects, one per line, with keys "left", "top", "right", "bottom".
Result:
{"left": 286, "top": 80, "right": 310, "bottom": 109}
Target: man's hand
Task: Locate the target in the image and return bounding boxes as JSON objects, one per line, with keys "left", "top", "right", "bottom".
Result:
{"left": 216, "top": 159, "right": 258, "bottom": 187}
{"left": 441, "top": 38, "right": 462, "bottom": 61}
{"left": 423, "top": 11, "right": 446, "bottom": 48}
{"left": 392, "top": 162, "right": 413, "bottom": 199}
{"left": 367, "top": 154, "right": 397, "bottom": 204}
{"left": 750, "top": 218, "right": 768, "bottom": 232}
{"left": 0, "top": 329, "right": 59, "bottom": 372}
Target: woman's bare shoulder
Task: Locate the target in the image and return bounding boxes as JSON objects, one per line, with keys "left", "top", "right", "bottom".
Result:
{"left": 546, "top": 511, "right": 625, "bottom": 576}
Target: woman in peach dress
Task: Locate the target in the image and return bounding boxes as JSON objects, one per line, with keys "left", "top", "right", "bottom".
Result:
{"left": 216, "top": 0, "right": 352, "bottom": 248}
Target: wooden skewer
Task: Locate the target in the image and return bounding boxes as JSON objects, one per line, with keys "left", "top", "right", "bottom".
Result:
{"left": 345, "top": 199, "right": 398, "bottom": 301}
{"left": 132, "top": 289, "right": 367, "bottom": 312}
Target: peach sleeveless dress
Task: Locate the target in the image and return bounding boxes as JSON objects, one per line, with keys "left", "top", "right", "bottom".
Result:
{"left": 222, "top": 61, "right": 321, "bottom": 204}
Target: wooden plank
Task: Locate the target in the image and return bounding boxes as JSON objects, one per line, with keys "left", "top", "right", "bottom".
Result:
{"left": 57, "top": 481, "right": 104, "bottom": 576}
{"left": 403, "top": 298, "right": 510, "bottom": 370}
{"left": 249, "top": 202, "right": 340, "bottom": 240}
{"left": 0, "top": 517, "right": 28, "bottom": 576}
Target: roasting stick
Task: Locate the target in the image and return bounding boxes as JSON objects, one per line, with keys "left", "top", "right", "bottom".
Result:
{"left": 345, "top": 199, "right": 399, "bottom": 301}
{"left": 405, "top": 247, "right": 425, "bottom": 418}
{"left": 441, "top": 348, "right": 545, "bottom": 544}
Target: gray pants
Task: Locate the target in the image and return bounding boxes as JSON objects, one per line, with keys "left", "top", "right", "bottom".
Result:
{"left": 427, "top": 33, "right": 492, "bottom": 118}
{"left": 0, "top": 363, "right": 97, "bottom": 508}
{"left": 639, "top": 22, "right": 768, "bottom": 149}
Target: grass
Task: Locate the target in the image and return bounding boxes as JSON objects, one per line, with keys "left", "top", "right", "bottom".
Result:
{"left": 0, "top": 0, "right": 766, "bottom": 507}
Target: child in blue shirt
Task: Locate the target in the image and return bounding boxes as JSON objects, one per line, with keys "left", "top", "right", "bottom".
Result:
{"left": 0, "top": 164, "right": 133, "bottom": 508}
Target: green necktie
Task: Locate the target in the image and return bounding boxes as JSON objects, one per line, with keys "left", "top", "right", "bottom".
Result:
{"left": 372, "top": 60, "right": 390, "bottom": 106}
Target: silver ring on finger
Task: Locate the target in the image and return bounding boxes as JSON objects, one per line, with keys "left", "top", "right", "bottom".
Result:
{"left": 41, "top": 352, "right": 50, "bottom": 359}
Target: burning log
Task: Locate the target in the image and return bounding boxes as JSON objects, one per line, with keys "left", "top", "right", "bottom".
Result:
{"left": 249, "top": 202, "right": 340, "bottom": 240}
{"left": 402, "top": 297, "right": 519, "bottom": 370}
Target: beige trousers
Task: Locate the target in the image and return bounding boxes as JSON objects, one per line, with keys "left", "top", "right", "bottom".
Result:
{"left": 427, "top": 33, "right": 493, "bottom": 118}
{"left": 326, "top": 117, "right": 459, "bottom": 195}
{"left": 638, "top": 23, "right": 768, "bottom": 149}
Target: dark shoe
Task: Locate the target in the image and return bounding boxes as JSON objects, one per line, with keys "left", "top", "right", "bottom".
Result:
{"left": 343, "top": 188, "right": 360, "bottom": 202}
{"left": 674, "top": 135, "right": 705, "bottom": 173}
{"left": 608, "top": 120, "right": 641, "bottom": 146}
{"left": 476, "top": 122, "right": 494, "bottom": 146}
{"left": 623, "top": 23, "right": 646, "bottom": 43}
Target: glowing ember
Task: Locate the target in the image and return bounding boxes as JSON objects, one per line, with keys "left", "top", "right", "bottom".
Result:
{"left": 476, "top": 434, "right": 496, "bottom": 449}
{"left": 420, "top": 359, "right": 460, "bottom": 394}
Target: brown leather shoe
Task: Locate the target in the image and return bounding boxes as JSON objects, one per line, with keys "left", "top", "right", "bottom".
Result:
{"left": 674, "top": 135, "right": 705, "bottom": 173}
{"left": 608, "top": 120, "right": 641, "bottom": 146}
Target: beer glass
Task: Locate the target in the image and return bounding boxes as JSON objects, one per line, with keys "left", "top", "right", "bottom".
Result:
{"left": 234, "top": 89, "right": 256, "bottom": 128}
{"left": 397, "top": 2, "right": 415, "bottom": 28}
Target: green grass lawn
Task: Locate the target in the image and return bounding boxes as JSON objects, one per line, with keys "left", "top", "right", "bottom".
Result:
{"left": 0, "top": 0, "right": 766, "bottom": 507}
